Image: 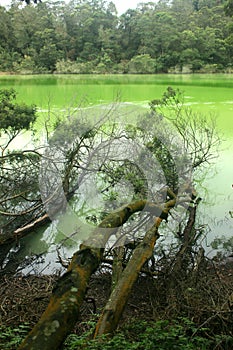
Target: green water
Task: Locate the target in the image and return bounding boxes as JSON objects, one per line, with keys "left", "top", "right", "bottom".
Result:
{"left": 0, "top": 74, "right": 232, "bottom": 269}
{"left": 0, "top": 74, "right": 232, "bottom": 134}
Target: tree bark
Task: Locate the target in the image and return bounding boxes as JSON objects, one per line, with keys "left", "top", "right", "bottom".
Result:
{"left": 111, "top": 245, "right": 125, "bottom": 291}
{"left": 18, "top": 247, "right": 100, "bottom": 350}
{"left": 18, "top": 200, "right": 148, "bottom": 350}
{"left": 93, "top": 198, "right": 176, "bottom": 337}
{"left": 0, "top": 214, "right": 50, "bottom": 246}
{"left": 93, "top": 217, "right": 162, "bottom": 338}
{"left": 172, "top": 196, "right": 201, "bottom": 275}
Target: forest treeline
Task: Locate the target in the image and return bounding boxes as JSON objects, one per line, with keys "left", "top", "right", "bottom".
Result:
{"left": 0, "top": 0, "right": 233, "bottom": 74}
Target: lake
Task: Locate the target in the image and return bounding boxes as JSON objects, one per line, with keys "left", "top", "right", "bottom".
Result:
{"left": 0, "top": 74, "right": 233, "bottom": 272}
{"left": 1, "top": 74, "right": 233, "bottom": 133}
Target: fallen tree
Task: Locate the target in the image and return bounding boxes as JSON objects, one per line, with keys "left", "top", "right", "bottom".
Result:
{"left": 17, "top": 199, "right": 164, "bottom": 349}
{"left": 93, "top": 216, "right": 162, "bottom": 338}
{"left": 18, "top": 193, "right": 182, "bottom": 350}
{"left": 0, "top": 87, "right": 220, "bottom": 349}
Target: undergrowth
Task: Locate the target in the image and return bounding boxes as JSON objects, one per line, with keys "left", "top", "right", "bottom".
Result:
{"left": 1, "top": 317, "right": 232, "bottom": 349}
{"left": 62, "top": 318, "right": 232, "bottom": 350}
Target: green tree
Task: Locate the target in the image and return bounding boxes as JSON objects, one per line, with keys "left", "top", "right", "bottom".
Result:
{"left": 0, "top": 6, "right": 14, "bottom": 50}
{"left": 0, "top": 6, "right": 17, "bottom": 71}
{"left": 10, "top": 5, "right": 41, "bottom": 56}
{"left": 9, "top": 2, "right": 64, "bottom": 72}
{"left": 225, "top": 0, "right": 233, "bottom": 16}
{"left": 1, "top": 0, "right": 232, "bottom": 73}
{"left": 0, "top": 89, "right": 40, "bottom": 237}
{"left": 118, "top": 9, "right": 140, "bottom": 60}
{"left": 128, "top": 54, "right": 156, "bottom": 73}
{"left": 0, "top": 88, "right": 36, "bottom": 135}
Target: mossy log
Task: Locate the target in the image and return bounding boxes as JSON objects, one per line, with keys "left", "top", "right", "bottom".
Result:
{"left": 93, "top": 198, "right": 176, "bottom": 337}
{"left": 18, "top": 200, "right": 149, "bottom": 350}
{"left": 94, "top": 217, "right": 162, "bottom": 337}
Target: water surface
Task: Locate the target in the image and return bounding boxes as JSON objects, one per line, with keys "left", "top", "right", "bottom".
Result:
{"left": 1, "top": 74, "right": 232, "bottom": 271}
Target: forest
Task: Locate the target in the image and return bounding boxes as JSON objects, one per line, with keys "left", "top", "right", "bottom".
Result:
{"left": 0, "top": 0, "right": 233, "bottom": 74}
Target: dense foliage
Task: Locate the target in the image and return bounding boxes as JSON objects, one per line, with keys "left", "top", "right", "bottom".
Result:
{"left": 0, "top": 0, "right": 232, "bottom": 73}
{"left": 0, "top": 89, "right": 40, "bottom": 236}
{"left": 0, "top": 318, "right": 228, "bottom": 349}
{"left": 0, "top": 89, "right": 36, "bottom": 132}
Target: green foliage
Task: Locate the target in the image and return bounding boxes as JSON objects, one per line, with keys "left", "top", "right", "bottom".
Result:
{"left": 0, "top": 88, "right": 40, "bottom": 232}
{"left": 0, "top": 0, "right": 232, "bottom": 73}
{"left": 128, "top": 54, "right": 156, "bottom": 74}
{"left": 149, "top": 86, "right": 183, "bottom": 113}
{"left": 13, "top": 54, "right": 38, "bottom": 74}
{"left": 2, "top": 318, "right": 229, "bottom": 349}
{"left": 0, "top": 88, "right": 36, "bottom": 133}
{"left": 55, "top": 59, "right": 97, "bottom": 74}
{"left": 0, "top": 324, "right": 31, "bottom": 350}
{"left": 225, "top": 0, "right": 233, "bottom": 16}
{"left": 63, "top": 318, "right": 217, "bottom": 350}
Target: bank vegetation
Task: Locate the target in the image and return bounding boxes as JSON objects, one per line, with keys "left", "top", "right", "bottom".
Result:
{"left": 0, "top": 0, "right": 233, "bottom": 74}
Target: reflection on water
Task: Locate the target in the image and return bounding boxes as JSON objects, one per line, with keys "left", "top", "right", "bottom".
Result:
{"left": 6, "top": 135, "right": 232, "bottom": 274}
{"left": 1, "top": 74, "right": 233, "bottom": 273}
{"left": 1, "top": 221, "right": 81, "bottom": 275}
{"left": 199, "top": 142, "right": 233, "bottom": 254}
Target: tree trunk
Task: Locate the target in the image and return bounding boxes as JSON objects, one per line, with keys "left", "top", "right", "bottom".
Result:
{"left": 93, "top": 198, "right": 176, "bottom": 337}
{"left": 18, "top": 200, "right": 147, "bottom": 350}
{"left": 0, "top": 214, "right": 50, "bottom": 246}
{"left": 18, "top": 247, "right": 100, "bottom": 350}
{"left": 111, "top": 245, "right": 125, "bottom": 291}
{"left": 93, "top": 218, "right": 162, "bottom": 337}
{"left": 172, "top": 196, "right": 201, "bottom": 275}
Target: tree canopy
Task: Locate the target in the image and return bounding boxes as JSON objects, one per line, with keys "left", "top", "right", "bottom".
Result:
{"left": 0, "top": 89, "right": 36, "bottom": 133}
{"left": 0, "top": 0, "right": 232, "bottom": 73}
{"left": 225, "top": 0, "right": 233, "bottom": 16}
